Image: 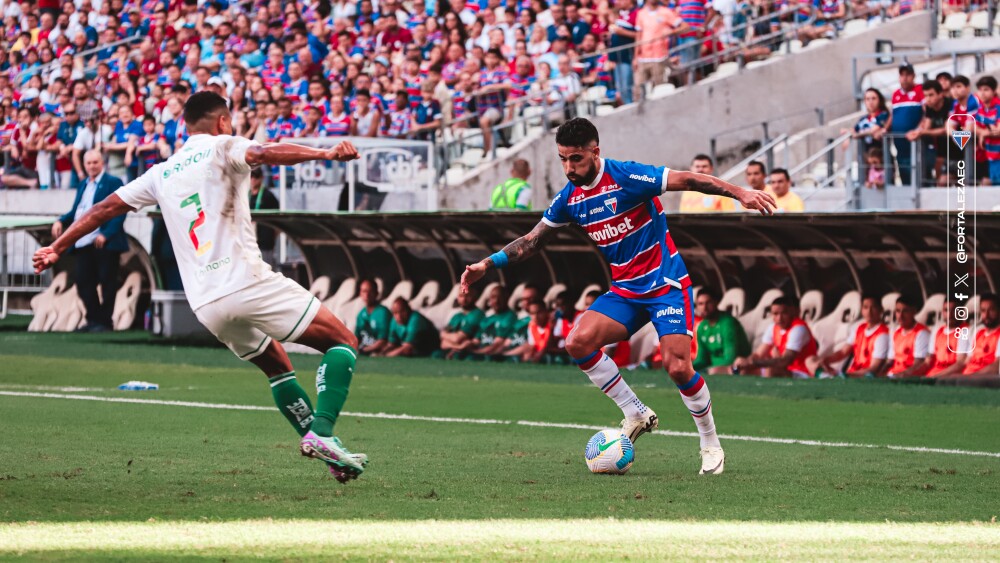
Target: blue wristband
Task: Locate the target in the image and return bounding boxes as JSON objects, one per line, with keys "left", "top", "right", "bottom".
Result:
{"left": 489, "top": 251, "right": 508, "bottom": 269}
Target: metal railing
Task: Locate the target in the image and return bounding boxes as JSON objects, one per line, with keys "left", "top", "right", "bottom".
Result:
{"left": 718, "top": 134, "right": 789, "bottom": 182}
{"left": 851, "top": 44, "right": 1000, "bottom": 103}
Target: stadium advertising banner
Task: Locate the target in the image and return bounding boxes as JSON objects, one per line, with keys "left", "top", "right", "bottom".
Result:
{"left": 279, "top": 137, "right": 437, "bottom": 212}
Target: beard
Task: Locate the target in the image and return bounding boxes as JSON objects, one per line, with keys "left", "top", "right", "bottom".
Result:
{"left": 566, "top": 162, "right": 598, "bottom": 187}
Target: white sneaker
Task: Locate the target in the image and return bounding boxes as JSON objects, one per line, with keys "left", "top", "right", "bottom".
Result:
{"left": 620, "top": 409, "right": 658, "bottom": 443}
{"left": 699, "top": 447, "right": 725, "bottom": 475}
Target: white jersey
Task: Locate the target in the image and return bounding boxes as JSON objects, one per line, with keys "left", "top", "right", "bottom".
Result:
{"left": 115, "top": 134, "right": 275, "bottom": 310}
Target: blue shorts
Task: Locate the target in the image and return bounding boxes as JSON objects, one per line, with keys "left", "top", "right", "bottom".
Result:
{"left": 589, "top": 287, "right": 695, "bottom": 339}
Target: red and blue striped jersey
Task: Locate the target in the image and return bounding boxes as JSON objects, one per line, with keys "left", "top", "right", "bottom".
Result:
{"left": 975, "top": 98, "right": 1000, "bottom": 160}
{"left": 284, "top": 78, "right": 308, "bottom": 103}
{"left": 951, "top": 95, "right": 981, "bottom": 130}
{"left": 320, "top": 113, "right": 351, "bottom": 137}
{"left": 443, "top": 60, "right": 465, "bottom": 83}
{"left": 260, "top": 62, "right": 286, "bottom": 90}
{"left": 890, "top": 85, "right": 923, "bottom": 132}
{"left": 677, "top": 0, "right": 707, "bottom": 38}
{"left": 387, "top": 108, "right": 412, "bottom": 137}
{"left": 543, "top": 158, "right": 690, "bottom": 299}
{"left": 478, "top": 67, "right": 509, "bottom": 111}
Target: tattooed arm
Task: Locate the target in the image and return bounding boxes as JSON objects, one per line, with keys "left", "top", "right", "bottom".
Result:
{"left": 461, "top": 221, "right": 559, "bottom": 293}
{"left": 666, "top": 170, "right": 777, "bottom": 215}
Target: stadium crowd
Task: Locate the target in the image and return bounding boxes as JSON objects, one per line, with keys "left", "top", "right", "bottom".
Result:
{"left": 349, "top": 276, "right": 1000, "bottom": 379}
{"left": 0, "top": 0, "right": 966, "bottom": 191}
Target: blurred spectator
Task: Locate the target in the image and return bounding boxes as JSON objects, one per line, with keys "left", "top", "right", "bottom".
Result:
{"left": 846, "top": 87, "right": 888, "bottom": 149}
{"left": 608, "top": 0, "right": 639, "bottom": 105}
{"left": 936, "top": 71, "right": 953, "bottom": 93}
{"left": 676, "top": 0, "right": 708, "bottom": 69}
{"left": 888, "top": 63, "right": 923, "bottom": 185}
{"left": 472, "top": 285, "right": 518, "bottom": 359}
{"left": 491, "top": 158, "right": 533, "bottom": 210}
{"left": 864, "top": 147, "right": 885, "bottom": 189}
{"left": 439, "top": 287, "right": 486, "bottom": 359}
{"left": 477, "top": 47, "right": 511, "bottom": 153}
{"left": 797, "top": 0, "right": 844, "bottom": 45}
{"left": 905, "top": 80, "right": 952, "bottom": 185}
{"left": 105, "top": 105, "right": 142, "bottom": 181}
{"left": 959, "top": 293, "right": 1000, "bottom": 377}
{"left": 525, "top": 299, "right": 572, "bottom": 363}
{"left": 383, "top": 298, "right": 440, "bottom": 357}
{"left": 356, "top": 278, "right": 393, "bottom": 356}
{"left": 765, "top": 168, "right": 804, "bottom": 212}
{"left": 807, "top": 294, "right": 889, "bottom": 378}
{"left": 886, "top": 294, "right": 931, "bottom": 378}
{"left": 634, "top": 0, "right": 687, "bottom": 100}
{"left": 1, "top": 106, "right": 39, "bottom": 188}
{"left": 52, "top": 149, "right": 125, "bottom": 332}
{"left": 734, "top": 295, "right": 817, "bottom": 378}
{"left": 680, "top": 154, "right": 732, "bottom": 212}
{"left": 249, "top": 167, "right": 280, "bottom": 266}
{"left": 744, "top": 159, "right": 766, "bottom": 192}
{"left": 926, "top": 299, "right": 971, "bottom": 377}
{"left": 411, "top": 81, "right": 443, "bottom": 141}
{"left": 350, "top": 90, "right": 383, "bottom": 137}
{"left": 973, "top": 76, "right": 999, "bottom": 185}
{"left": 692, "top": 286, "right": 751, "bottom": 374}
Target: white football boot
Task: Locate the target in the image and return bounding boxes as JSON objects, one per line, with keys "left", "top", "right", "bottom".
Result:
{"left": 699, "top": 447, "right": 725, "bottom": 475}
{"left": 621, "top": 408, "right": 658, "bottom": 443}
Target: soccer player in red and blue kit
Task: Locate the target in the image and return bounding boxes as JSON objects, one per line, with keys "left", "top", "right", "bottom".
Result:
{"left": 461, "top": 118, "right": 776, "bottom": 474}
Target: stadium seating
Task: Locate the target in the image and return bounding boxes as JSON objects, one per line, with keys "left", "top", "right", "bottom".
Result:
{"left": 410, "top": 281, "right": 441, "bottom": 311}
{"left": 28, "top": 272, "right": 70, "bottom": 332}
{"left": 799, "top": 290, "right": 824, "bottom": 324}
{"left": 915, "top": 293, "right": 945, "bottom": 327}
{"left": 740, "top": 288, "right": 785, "bottom": 347}
{"left": 718, "top": 287, "right": 747, "bottom": 318}
{"left": 628, "top": 322, "right": 660, "bottom": 365}
{"left": 882, "top": 292, "right": 901, "bottom": 328}
{"left": 381, "top": 280, "right": 414, "bottom": 307}
{"left": 309, "top": 276, "right": 332, "bottom": 302}
{"left": 322, "top": 278, "right": 357, "bottom": 315}
{"left": 810, "top": 290, "right": 861, "bottom": 356}
{"left": 574, "top": 284, "right": 603, "bottom": 311}
{"left": 111, "top": 272, "right": 143, "bottom": 331}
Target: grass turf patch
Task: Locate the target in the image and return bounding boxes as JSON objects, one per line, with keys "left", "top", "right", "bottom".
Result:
{"left": 2, "top": 520, "right": 1000, "bottom": 561}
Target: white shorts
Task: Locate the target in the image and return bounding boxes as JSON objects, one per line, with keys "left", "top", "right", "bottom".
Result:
{"left": 194, "top": 274, "right": 321, "bottom": 360}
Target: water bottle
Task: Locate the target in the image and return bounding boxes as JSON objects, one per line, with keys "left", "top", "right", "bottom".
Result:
{"left": 118, "top": 381, "right": 159, "bottom": 391}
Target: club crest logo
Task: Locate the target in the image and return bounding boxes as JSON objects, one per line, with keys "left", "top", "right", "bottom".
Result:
{"left": 605, "top": 197, "right": 617, "bottom": 214}
{"left": 952, "top": 130, "right": 971, "bottom": 151}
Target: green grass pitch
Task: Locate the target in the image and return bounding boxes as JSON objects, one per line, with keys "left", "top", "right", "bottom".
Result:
{"left": 1, "top": 330, "right": 999, "bottom": 560}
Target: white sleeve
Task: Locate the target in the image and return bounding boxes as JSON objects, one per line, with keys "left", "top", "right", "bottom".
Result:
{"left": 222, "top": 136, "right": 257, "bottom": 174}
{"left": 913, "top": 329, "right": 930, "bottom": 359}
{"left": 73, "top": 128, "right": 91, "bottom": 150}
{"left": 527, "top": 327, "right": 535, "bottom": 346}
{"left": 845, "top": 321, "right": 860, "bottom": 345}
{"left": 115, "top": 167, "right": 159, "bottom": 209}
{"left": 761, "top": 322, "right": 775, "bottom": 345}
{"left": 784, "top": 324, "right": 809, "bottom": 352}
{"left": 872, "top": 332, "right": 890, "bottom": 359}
{"left": 515, "top": 185, "right": 532, "bottom": 209}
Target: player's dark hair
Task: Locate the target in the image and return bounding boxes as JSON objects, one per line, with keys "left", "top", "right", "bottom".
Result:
{"left": 896, "top": 293, "right": 922, "bottom": 310}
{"left": 976, "top": 76, "right": 998, "bottom": 91}
{"left": 936, "top": 71, "right": 953, "bottom": 82}
{"left": 861, "top": 293, "right": 883, "bottom": 308}
{"left": 898, "top": 63, "right": 914, "bottom": 75}
{"left": 922, "top": 80, "right": 942, "bottom": 94}
{"left": 586, "top": 289, "right": 602, "bottom": 299}
{"left": 746, "top": 160, "right": 766, "bottom": 174}
{"left": 555, "top": 117, "right": 599, "bottom": 148}
{"left": 979, "top": 293, "right": 1000, "bottom": 308}
{"left": 358, "top": 277, "right": 379, "bottom": 295}
{"left": 771, "top": 295, "right": 798, "bottom": 309}
{"left": 250, "top": 167, "right": 263, "bottom": 178}
{"left": 953, "top": 75, "right": 970, "bottom": 87}
{"left": 698, "top": 286, "right": 722, "bottom": 304}
{"left": 770, "top": 168, "right": 791, "bottom": 181}
{"left": 863, "top": 87, "right": 887, "bottom": 113}
{"left": 183, "top": 91, "right": 229, "bottom": 126}
{"left": 692, "top": 153, "right": 713, "bottom": 166}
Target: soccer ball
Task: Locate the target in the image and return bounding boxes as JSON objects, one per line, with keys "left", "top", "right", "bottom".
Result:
{"left": 584, "top": 429, "right": 634, "bottom": 474}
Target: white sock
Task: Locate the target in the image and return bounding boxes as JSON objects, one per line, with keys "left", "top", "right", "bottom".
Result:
{"left": 577, "top": 351, "right": 647, "bottom": 419}
{"left": 677, "top": 372, "right": 721, "bottom": 449}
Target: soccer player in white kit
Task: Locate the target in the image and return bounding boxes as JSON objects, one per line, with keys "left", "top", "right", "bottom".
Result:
{"left": 34, "top": 92, "right": 368, "bottom": 482}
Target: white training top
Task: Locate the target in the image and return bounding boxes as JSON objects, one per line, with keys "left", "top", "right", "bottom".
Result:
{"left": 115, "top": 134, "right": 275, "bottom": 310}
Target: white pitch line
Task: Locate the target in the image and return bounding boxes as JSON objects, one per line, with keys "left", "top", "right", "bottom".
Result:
{"left": 1, "top": 390, "right": 999, "bottom": 459}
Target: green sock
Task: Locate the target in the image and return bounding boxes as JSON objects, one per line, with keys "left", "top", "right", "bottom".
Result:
{"left": 268, "top": 372, "right": 314, "bottom": 438}
{"left": 311, "top": 345, "right": 357, "bottom": 437}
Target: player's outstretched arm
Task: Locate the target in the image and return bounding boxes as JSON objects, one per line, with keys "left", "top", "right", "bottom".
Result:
{"left": 461, "top": 220, "right": 558, "bottom": 293}
{"left": 32, "top": 194, "right": 134, "bottom": 274}
{"left": 245, "top": 140, "right": 360, "bottom": 167}
{"left": 666, "top": 170, "right": 777, "bottom": 215}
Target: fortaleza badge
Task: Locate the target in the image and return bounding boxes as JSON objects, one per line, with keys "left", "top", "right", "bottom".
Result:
{"left": 952, "top": 130, "right": 972, "bottom": 150}
{"left": 605, "top": 197, "right": 618, "bottom": 214}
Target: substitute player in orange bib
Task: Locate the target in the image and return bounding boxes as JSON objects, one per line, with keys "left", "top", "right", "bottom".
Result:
{"left": 806, "top": 294, "right": 889, "bottom": 378}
